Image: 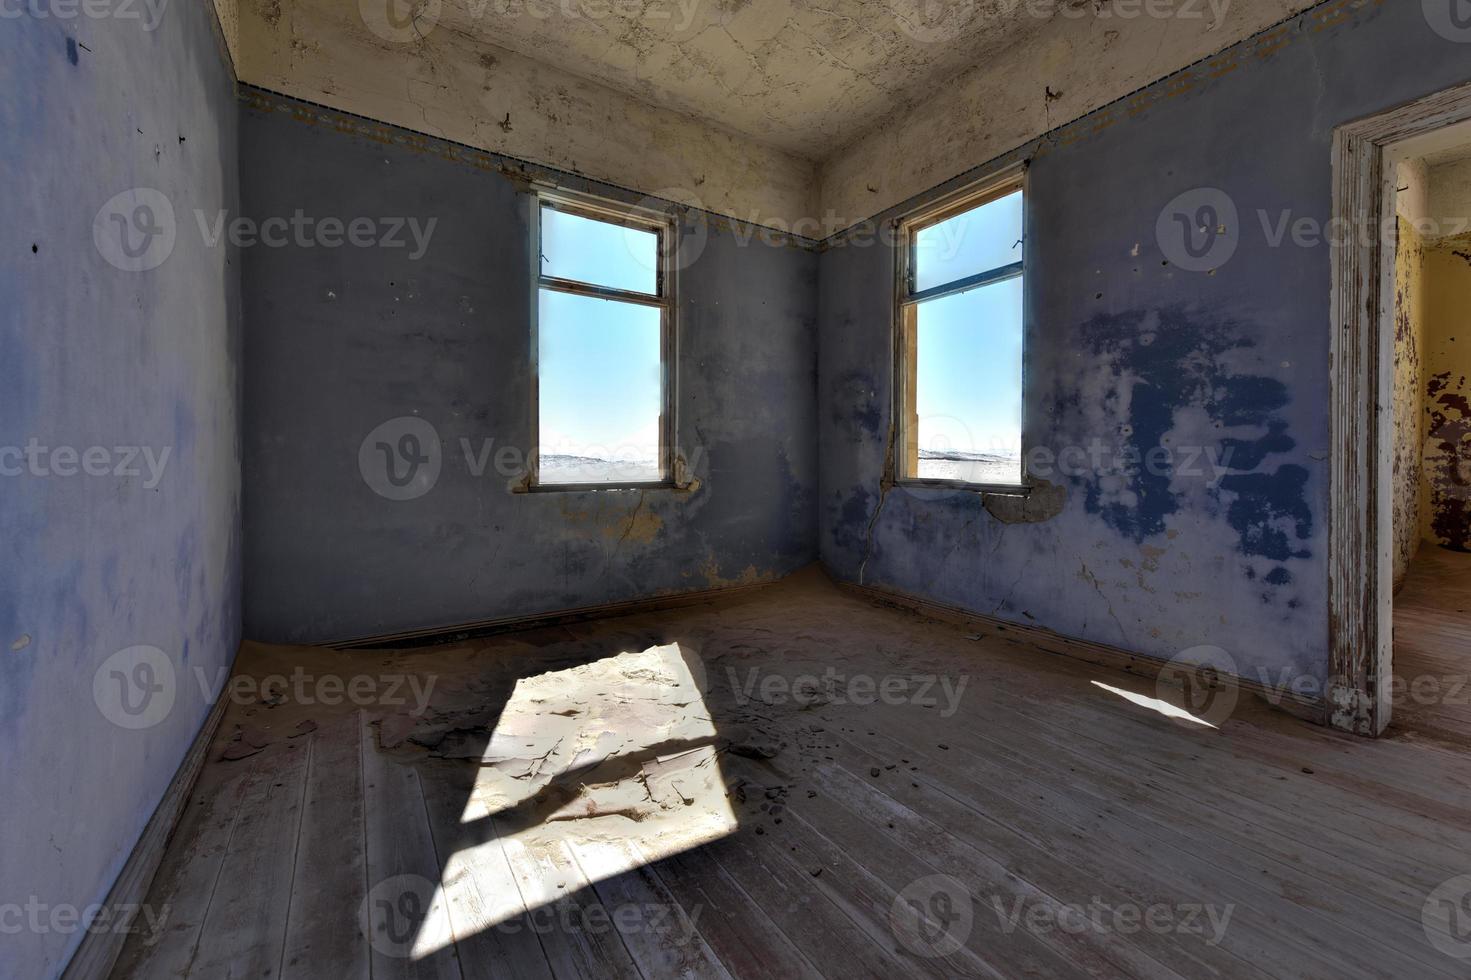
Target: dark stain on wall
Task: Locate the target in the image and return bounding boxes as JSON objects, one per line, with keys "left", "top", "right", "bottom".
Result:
{"left": 830, "top": 368, "right": 882, "bottom": 441}
{"left": 984, "top": 477, "right": 1066, "bottom": 524}
{"left": 1427, "top": 370, "right": 1471, "bottom": 551}
{"left": 831, "top": 486, "right": 874, "bottom": 553}
{"left": 1070, "top": 306, "right": 1310, "bottom": 567}
{"left": 1217, "top": 466, "right": 1312, "bottom": 562}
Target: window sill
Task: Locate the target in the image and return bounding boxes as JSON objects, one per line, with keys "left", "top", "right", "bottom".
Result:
{"left": 894, "top": 479, "right": 1032, "bottom": 497}
{"left": 518, "top": 480, "right": 684, "bottom": 494}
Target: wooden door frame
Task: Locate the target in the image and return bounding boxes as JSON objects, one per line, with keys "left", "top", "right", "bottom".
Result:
{"left": 1329, "top": 81, "right": 1471, "bottom": 735}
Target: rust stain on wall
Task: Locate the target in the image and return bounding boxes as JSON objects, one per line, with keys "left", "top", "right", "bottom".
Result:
{"left": 698, "top": 557, "right": 771, "bottom": 590}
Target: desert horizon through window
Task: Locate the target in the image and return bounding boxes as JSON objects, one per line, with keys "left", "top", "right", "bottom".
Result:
{"left": 533, "top": 194, "right": 673, "bottom": 487}
{"left": 897, "top": 176, "right": 1025, "bottom": 489}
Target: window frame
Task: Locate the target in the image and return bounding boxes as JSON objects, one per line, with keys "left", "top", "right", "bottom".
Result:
{"left": 528, "top": 188, "right": 679, "bottom": 491}
{"left": 892, "top": 164, "right": 1029, "bottom": 495}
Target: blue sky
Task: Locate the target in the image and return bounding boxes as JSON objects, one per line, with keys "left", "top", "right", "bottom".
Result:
{"left": 914, "top": 191, "right": 1025, "bottom": 456}
{"left": 538, "top": 289, "right": 661, "bottom": 460}
{"left": 538, "top": 206, "right": 662, "bottom": 460}
{"left": 915, "top": 277, "right": 1024, "bottom": 456}
{"left": 536, "top": 196, "right": 1024, "bottom": 465}
{"left": 541, "top": 206, "right": 657, "bottom": 294}
{"left": 914, "top": 190, "right": 1022, "bottom": 291}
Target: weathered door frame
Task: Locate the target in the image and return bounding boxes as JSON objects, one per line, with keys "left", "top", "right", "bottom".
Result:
{"left": 1329, "top": 81, "right": 1471, "bottom": 736}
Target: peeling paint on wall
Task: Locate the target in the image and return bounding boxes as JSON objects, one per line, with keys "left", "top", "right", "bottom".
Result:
{"left": 817, "top": 0, "right": 1471, "bottom": 691}
{"left": 1423, "top": 234, "right": 1471, "bottom": 552}
{"left": 1068, "top": 306, "right": 1308, "bottom": 577}
{"left": 1392, "top": 213, "right": 1427, "bottom": 588}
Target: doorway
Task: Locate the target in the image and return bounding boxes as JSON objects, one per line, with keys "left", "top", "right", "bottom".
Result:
{"left": 1330, "top": 82, "right": 1471, "bottom": 736}
{"left": 1387, "top": 129, "right": 1471, "bottom": 744}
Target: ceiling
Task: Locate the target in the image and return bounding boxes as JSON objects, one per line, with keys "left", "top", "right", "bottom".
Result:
{"left": 430, "top": 0, "right": 1079, "bottom": 160}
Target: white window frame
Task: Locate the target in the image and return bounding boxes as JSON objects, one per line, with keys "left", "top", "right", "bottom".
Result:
{"left": 892, "top": 164, "right": 1029, "bottom": 493}
{"left": 528, "top": 188, "right": 678, "bottom": 490}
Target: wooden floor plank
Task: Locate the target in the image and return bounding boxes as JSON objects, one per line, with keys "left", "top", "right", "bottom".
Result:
{"left": 497, "top": 825, "right": 644, "bottom": 980}
{"left": 416, "top": 761, "right": 556, "bottom": 980}
{"left": 360, "top": 712, "right": 463, "bottom": 980}
{"left": 807, "top": 721, "right": 1275, "bottom": 980}
{"left": 115, "top": 554, "right": 1471, "bottom": 980}
{"left": 187, "top": 739, "right": 311, "bottom": 979}
{"left": 719, "top": 752, "right": 1096, "bottom": 980}
{"left": 575, "top": 839, "right": 736, "bottom": 980}
{"left": 702, "top": 829, "right": 914, "bottom": 980}
{"left": 624, "top": 842, "right": 824, "bottom": 980}
{"left": 280, "top": 715, "right": 370, "bottom": 980}
{"left": 110, "top": 754, "right": 260, "bottom": 980}
{"left": 881, "top": 685, "right": 1464, "bottom": 915}
{"left": 819, "top": 703, "right": 1454, "bottom": 980}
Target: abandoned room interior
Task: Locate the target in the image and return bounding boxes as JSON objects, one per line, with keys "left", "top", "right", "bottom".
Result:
{"left": 8, "top": 0, "right": 1471, "bottom": 977}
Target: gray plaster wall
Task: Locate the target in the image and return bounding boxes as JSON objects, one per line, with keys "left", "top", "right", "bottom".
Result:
{"left": 240, "top": 94, "right": 818, "bottom": 644}
{"left": 0, "top": 6, "right": 242, "bottom": 979}
{"left": 818, "top": 1, "right": 1471, "bottom": 694}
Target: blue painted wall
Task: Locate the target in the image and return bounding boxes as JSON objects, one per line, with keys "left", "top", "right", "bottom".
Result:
{"left": 0, "top": 5, "right": 241, "bottom": 979}
{"left": 819, "top": 1, "right": 1471, "bottom": 692}
{"left": 4, "top": 7, "right": 1466, "bottom": 975}
{"left": 240, "top": 93, "right": 818, "bottom": 644}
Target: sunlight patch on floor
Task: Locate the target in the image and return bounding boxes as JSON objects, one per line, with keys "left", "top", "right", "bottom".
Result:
{"left": 1091, "top": 680, "right": 1218, "bottom": 728}
{"left": 415, "top": 643, "right": 736, "bottom": 958}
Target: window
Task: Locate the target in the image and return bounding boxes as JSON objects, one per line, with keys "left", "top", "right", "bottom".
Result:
{"left": 895, "top": 169, "right": 1026, "bottom": 489}
{"left": 531, "top": 191, "right": 675, "bottom": 487}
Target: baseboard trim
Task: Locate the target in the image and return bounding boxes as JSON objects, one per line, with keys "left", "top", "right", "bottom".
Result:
{"left": 333, "top": 578, "right": 783, "bottom": 649}
{"left": 842, "top": 580, "right": 1327, "bottom": 725}
{"left": 60, "top": 686, "right": 233, "bottom": 980}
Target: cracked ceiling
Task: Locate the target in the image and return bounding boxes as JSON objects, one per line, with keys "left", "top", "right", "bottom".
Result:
{"left": 233, "top": 0, "right": 1312, "bottom": 225}
{"left": 428, "top": 0, "right": 1075, "bottom": 161}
